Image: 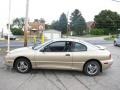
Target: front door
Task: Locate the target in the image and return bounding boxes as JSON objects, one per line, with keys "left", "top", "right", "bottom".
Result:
{"left": 35, "top": 41, "right": 72, "bottom": 69}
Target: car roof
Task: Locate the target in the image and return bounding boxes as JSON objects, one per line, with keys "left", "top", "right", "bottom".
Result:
{"left": 52, "top": 38, "right": 82, "bottom": 42}
{"left": 50, "top": 38, "right": 97, "bottom": 49}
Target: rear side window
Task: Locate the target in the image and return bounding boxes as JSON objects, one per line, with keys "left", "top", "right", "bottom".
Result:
{"left": 71, "top": 42, "right": 87, "bottom": 52}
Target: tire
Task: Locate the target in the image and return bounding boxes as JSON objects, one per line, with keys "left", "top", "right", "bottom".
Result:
{"left": 114, "top": 41, "right": 117, "bottom": 46}
{"left": 84, "top": 61, "right": 100, "bottom": 76}
{"left": 14, "top": 58, "right": 31, "bottom": 73}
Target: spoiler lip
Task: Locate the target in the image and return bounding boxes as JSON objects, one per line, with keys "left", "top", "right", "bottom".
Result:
{"left": 95, "top": 45, "right": 106, "bottom": 50}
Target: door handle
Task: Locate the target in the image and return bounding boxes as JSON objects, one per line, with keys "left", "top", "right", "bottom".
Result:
{"left": 66, "top": 54, "right": 70, "bottom": 56}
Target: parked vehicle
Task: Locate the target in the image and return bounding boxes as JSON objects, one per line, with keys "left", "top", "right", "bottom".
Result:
{"left": 5, "top": 38, "right": 113, "bottom": 76}
{"left": 114, "top": 35, "right": 120, "bottom": 46}
{"left": 4, "top": 34, "right": 16, "bottom": 40}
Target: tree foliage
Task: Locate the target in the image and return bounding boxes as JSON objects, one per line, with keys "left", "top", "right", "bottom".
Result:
{"left": 70, "top": 9, "right": 86, "bottom": 35}
{"left": 11, "top": 17, "right": 25, "bottom": 29}
{"left": 39, "top": 18, "right": 45, "bottom": 23}
{"left": 34, "top": 18, "right": 45, "bottom": 23}
{"left": 51, "top": 20, "right": 60, "bottom": 30}
{"left": 51, "top": 13, "right": 67, "bottom": 34}
{"left": 58, "top": 13, "right": 68, "bottom": 34}
{"left": 94, "top": 10, "right": 120, "bottom": 34}
{"left": 10, "top": 17, "right": 25, "bottom": 35}
{"left": 11, "top": 28, "right": 24, "bottom": 35}
{"left": 90, "top": 28, "right": 105, "bottom": 35}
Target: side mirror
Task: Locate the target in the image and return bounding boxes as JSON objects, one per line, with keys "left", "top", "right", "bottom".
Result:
{"left": 40, "top": 46, "right": 49, "bottom": 52}
{"left": 40, "top": 48, "right": 45, "bottom": 52}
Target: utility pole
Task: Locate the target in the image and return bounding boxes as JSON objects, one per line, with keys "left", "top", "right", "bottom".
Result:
{"left": 1, "top": 28, "right": 3, "bottom": 38}
{"left": 24, "top": 0, "right": 29, "bottom": 47}
{"left": 7, "top": 0, "right": 11, "bottom": 52}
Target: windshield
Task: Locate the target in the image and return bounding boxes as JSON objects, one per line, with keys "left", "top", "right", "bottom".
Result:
{"left": 32, "top": 40, "right": 52, "bottom": 50}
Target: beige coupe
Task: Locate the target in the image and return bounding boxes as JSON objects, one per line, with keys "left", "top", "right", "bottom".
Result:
{"left": 5, "top": 38, "right": 113, "bottom": 76}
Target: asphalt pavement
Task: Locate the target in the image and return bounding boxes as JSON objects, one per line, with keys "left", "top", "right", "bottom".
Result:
{"left": 0, "top": 41, "right": 33, "bottom": 48}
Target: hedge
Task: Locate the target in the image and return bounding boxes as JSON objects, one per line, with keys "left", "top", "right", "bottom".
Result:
{"left": 11, "top": 28, "right": 24, "bottom": 35}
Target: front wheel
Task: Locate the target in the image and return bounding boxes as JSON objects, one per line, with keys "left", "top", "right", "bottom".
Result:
{"left": 84, "top": 61, "right": 100, "bottom": 76}
{"left": 15, "top": 58, "right": 31, "bottom": 73}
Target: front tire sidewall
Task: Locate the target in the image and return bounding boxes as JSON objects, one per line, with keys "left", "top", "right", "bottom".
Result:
{"left": 84, "top": 61, "right": 100, "bottom": 76}
{"left": 15, "top": 58, "right": 31, "bottom": 73}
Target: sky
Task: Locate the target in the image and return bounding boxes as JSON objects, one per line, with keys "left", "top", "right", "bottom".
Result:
{"left": 0, "top": 0, "right": 120, "bottom": 29}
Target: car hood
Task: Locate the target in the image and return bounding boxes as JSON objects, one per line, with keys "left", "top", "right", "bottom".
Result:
{"left": 9, "top": 47, "right": 33, "bottom": 54}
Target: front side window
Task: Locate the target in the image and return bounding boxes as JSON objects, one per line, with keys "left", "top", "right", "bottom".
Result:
{"left": 44, "top": 41, "right": 66, "bottom": 52}
{"left": 71, "top": 42, "right": 87, "bottom": 52}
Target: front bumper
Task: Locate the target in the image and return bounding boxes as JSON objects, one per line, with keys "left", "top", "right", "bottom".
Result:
{"left": 5, "top": 60, "right": 14, "bottom": 67}
{"left": 101, "top": 59, "right": 113, "bottom": 70}
{"left": 4, "top": 55, "right": 14, "bottom": 67}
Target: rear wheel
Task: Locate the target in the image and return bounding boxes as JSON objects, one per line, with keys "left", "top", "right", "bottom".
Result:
{"left": 84, "top": 61, "right": 100, "bottom": 76}
{"left": 14, "top": 58, "right": 31, "bottom": 73}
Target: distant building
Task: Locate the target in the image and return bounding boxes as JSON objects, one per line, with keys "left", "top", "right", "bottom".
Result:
{"left": 86, "top": 21, "right": 96, "bottom": 32}
{"left": 26, "top": 20, "right": 45, "bottom": 36}
{"left": 43, "top": 29, "right": 61, "bottom": 40}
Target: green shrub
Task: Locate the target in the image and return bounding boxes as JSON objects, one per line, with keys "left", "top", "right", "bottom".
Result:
{"left": 11, "top": 28, "right": 24, "bottom": 35}
{"left": 90, "top": 29, "right": 104, "bottom": 35}
{"left": 103, "top": 29, "right": 111, "bottom": 35}
{"left": 111, "top": 35, "right": 115, "bottom": 38}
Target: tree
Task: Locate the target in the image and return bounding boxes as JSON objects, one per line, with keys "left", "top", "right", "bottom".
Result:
{"left": 34, "top": 18, "right": 45, "bottom": 23}
{"left": 50, "top": 21, "right": 60, "bottom": 30}
{"left": 45, "top": 24, "right": 51, "bottom": 29}
{"left": 58, "top": 13, "right": 68, "bottom": 34}
{"left": 39, "top": 18, "right": 45, "bottom": 23}
{"left": 10, "top": 17, "right": 25, "bottom": 35}
{"left": 94, "top": 10, "right": 120, "bottom": 34}
{"left": 11, "top": 17, "right": 25, "bottom": 29}
{"left": 11, "top": 28, "right": 24, "bottom": 35}
{"left": 70, "top": 9, "right": 86, "bottom": 35}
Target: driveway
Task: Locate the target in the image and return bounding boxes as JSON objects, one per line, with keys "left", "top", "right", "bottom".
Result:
{"left": 0, "top": 44, "right": 120, "bottom": 90}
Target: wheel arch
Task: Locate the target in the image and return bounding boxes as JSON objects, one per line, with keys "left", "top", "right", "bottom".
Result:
{"left": 83, "top": 59, "right": 102, "bottom": 72}
{"left": 13, "top": 56, "right": 32, "bottom": 68}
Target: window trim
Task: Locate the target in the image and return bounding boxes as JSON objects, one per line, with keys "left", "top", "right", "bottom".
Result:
{"left": 70, "top": 42, "right": 87, "bottom": 52}
{"left": 43, "top": 41, "right": 66, "bottom": 52}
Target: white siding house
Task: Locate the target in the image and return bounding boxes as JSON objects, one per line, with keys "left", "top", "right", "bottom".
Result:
{"left": 43, "top": 29, "right": 61, "bottom": 40}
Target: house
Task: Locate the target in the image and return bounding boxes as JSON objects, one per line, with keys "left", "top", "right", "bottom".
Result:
{"left": 86, "top": 21, "right": 96, "bottom": 32}
{"left": 43, "top": 29, "right": 61, "bottom": 40}
{"left": 28, "top": 20, "right": 45, "bottom": 36}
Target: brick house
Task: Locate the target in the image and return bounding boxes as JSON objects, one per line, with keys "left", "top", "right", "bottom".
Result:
{"left": 86, "top": 21, "right": 96, "bottom": 32}
{"left": 28, "top": 21, "right": 45, "bottom": 36}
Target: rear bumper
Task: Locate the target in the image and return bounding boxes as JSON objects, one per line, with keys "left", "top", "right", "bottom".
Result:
{"left": 101, "top": 59, "right": 113, "bottom": 70}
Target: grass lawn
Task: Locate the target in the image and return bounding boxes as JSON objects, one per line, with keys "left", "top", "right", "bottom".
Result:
{"left": 104, "top": 37, "right": 115, "bottom": 41}
{"left": 80, "top": 34, "right": 107, "bottom": 38}
{"left": 104, "top": 35, "right": 116, "bottom": 41}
